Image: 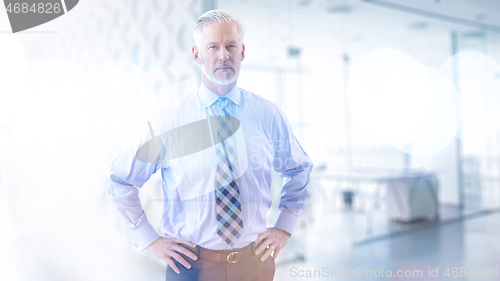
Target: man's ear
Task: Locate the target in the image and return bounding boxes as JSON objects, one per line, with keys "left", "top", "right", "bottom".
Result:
{"left": 241, "top": 43, "right": 245, "bottom": 61}
{"left": 192, "top": 45, "right": 201, "bottom": 64}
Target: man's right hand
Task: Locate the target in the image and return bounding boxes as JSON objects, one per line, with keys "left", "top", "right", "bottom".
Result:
{"left": 146, "top": 237, "right": 198, "bottom": 274}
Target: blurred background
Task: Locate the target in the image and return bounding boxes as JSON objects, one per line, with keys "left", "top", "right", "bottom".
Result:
{"left": 1, "top": 0, "right": 500, "bottom": 280}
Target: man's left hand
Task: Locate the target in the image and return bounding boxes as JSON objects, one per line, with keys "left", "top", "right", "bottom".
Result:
{"left": 254, "top": 227, "right": 291, "bottom": 262}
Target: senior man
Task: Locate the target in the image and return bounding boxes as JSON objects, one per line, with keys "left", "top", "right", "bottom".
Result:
{"left": 105, "top": 10, "right": 313, "bottom": 281}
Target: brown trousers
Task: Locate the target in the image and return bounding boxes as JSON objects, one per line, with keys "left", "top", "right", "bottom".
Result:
{"left": 166, "top": 242, "right": 275, "bottom": 281}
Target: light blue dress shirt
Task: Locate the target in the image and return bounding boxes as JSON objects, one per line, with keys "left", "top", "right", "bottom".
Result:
{"left": 105, "top": 83, "right": 313, "bottom": 251}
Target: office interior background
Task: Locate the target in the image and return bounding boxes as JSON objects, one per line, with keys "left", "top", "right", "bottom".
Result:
{"left": 1, "top": 0, "right": 500, "bottom": 280}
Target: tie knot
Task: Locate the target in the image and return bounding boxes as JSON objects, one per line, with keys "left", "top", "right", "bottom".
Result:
{"left": 218, "top": 97, "right": 229, "bottom": 110}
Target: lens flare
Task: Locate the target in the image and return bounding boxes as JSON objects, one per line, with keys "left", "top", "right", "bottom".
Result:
{"left": 347, "top": 49, "right": 433, "bottom": 146}
{"left": 391, "top": 66, "right": 460, "bottom": 157}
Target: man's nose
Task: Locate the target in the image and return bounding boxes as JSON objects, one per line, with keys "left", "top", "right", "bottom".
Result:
{"left": 218, "top": 48, "right": 229, "bottom": 60}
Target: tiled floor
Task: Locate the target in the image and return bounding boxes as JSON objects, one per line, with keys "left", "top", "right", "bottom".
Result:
{"left": 274, "top": 210, "right": 500, "bottom": 280}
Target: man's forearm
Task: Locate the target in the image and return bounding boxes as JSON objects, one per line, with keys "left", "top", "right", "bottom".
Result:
{"left": 105, "top": 172, "right": 160, "bottom": 252}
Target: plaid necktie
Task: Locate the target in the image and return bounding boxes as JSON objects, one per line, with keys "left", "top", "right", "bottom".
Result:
{"left": 215, "top": 97, "right": 244, "bottom": 246}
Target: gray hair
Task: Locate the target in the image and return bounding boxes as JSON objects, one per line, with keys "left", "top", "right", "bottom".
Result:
{"left": 193, "top": 10, "right": 245, "bottom": 47}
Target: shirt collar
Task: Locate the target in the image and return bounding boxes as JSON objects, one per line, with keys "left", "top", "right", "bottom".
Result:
{"left": 198, "top": 83, "right": 242, "bottom": 109}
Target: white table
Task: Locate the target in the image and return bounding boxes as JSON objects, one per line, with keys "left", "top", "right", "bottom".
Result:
{"left": 311, "top": 169, "right": 439, "bottom": 234}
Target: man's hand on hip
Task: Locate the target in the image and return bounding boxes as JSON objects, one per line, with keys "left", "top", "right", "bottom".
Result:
{"left": 146, "top": 237, "right": 198, "bottom": 274}
{"left": 254, "top": 227, "right": 291, "bottom": 262}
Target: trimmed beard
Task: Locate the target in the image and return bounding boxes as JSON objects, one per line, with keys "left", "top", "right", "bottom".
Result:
{"left": 200, "top": 56, "right": 239, "bottom": 86}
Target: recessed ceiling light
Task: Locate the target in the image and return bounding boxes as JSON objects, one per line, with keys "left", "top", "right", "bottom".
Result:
{"left": 462, "top": 31, "right": 484, "bottom": 38}
{"left": 326, "top": 4, "right": 352, "bottom": 14}
{"left": 476, "top": 13, "right": 487, "bottom": 21}
{"left": 408, "top": 21, "right": 429, "bottom": 30}
{"left": 298, "top": 0, "right": 313, "bottom": 7}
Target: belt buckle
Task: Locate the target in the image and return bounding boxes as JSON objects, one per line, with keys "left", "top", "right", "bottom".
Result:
{"left": 227, "top": 251, "right": 238, "bottom": 263}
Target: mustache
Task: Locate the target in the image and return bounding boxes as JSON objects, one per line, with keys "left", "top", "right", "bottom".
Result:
{"left": 215, "top": 61, "right": 235, "bottom": 69}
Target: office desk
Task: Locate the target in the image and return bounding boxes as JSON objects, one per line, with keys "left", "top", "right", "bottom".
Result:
{"left": 311, "top": 170, "right": 439, "bottom": 234}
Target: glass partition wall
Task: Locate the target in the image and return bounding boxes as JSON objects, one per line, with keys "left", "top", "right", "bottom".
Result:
{"left": 218, "top": 0, "right": 500, "bottom": 264}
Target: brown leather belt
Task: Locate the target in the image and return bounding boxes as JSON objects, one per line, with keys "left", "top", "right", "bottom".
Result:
{"left": 182, "top": 243, "right": 255, "bottom": 264}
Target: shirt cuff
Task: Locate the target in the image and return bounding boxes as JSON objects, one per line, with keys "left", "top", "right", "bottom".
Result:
{"left": 273, "top": 210, "right": 299, "bottom": 235}
{"left": 128, "top": 222, "right": 160, "bottom": 252}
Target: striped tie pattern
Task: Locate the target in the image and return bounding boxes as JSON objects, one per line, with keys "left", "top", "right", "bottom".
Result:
{"left": 215, "top": 97, "right": 244, "bottom": 246}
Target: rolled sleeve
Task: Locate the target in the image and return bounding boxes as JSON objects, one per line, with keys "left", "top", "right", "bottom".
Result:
{"left": 105, "top": 118, "right": 166, "bottom": 252}
{"left": 271, "top": 106, "right": 313, "bottom": 235}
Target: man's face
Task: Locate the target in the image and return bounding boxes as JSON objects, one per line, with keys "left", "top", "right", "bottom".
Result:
{"left": 193, "top": 22, "right": 245, "bottom": 85}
